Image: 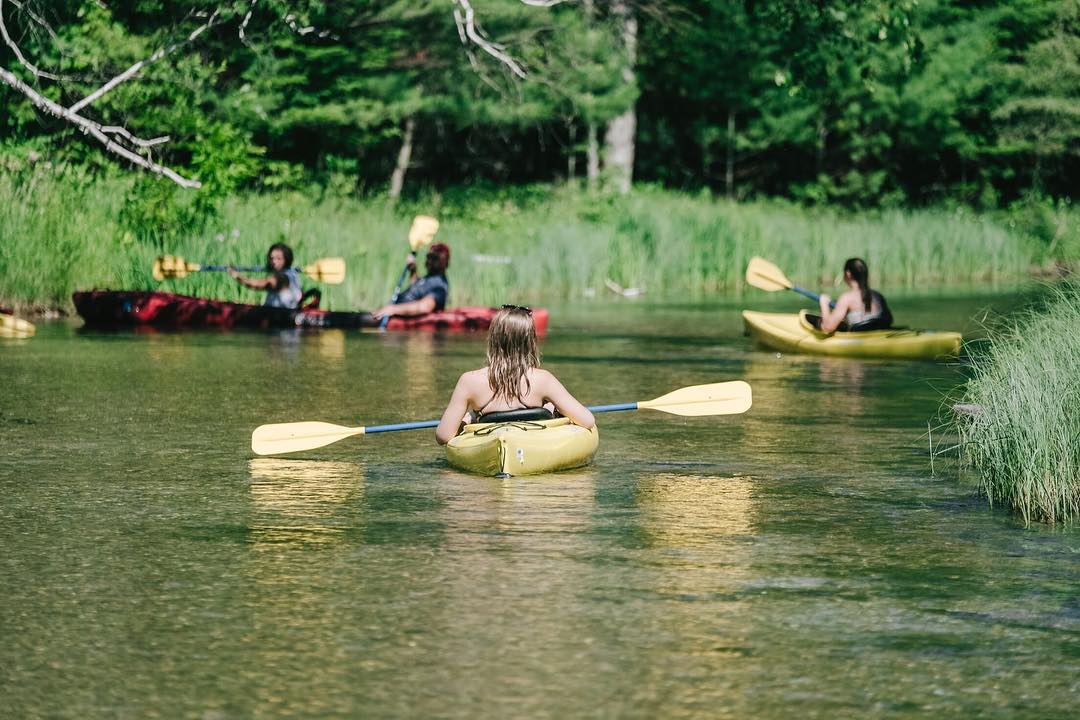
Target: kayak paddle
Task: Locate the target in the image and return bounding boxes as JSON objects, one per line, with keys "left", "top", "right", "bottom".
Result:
{"left": 379, "top": 215, "right": 440, "bottom": 330}
{"left": 0, "top": 311, "right": 35, "bottom": 338}
{"left": 745, "top": 256, "right": 834, "bottom": 308}
{"left": 153, "top": 255, "right": 346, "bottom": 284}
{"left": 251, "top": 380, "right": 753, "bottom": 456}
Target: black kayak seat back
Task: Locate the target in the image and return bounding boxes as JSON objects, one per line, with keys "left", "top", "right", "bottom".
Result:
{"left": 299, "top": 287, "right": 322, "bottom": 309}
{"left": 846, "top": 314, "right": 893, "bottom": 332}
{"left": 476, "top": 407, "right": 554, "bottom": 424}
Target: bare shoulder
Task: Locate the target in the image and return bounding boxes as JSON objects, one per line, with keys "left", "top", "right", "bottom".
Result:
{"left": 531, "top": 368, "right": 561, "bottom": 389}
{"left": 456, "top": 368, "right": 488, "bottom": 392}
{"left": 837, "top": 289, "right": 861, "bottom": 309}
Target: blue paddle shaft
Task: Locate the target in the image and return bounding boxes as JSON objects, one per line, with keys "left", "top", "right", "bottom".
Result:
{"left": 792, "top": 284, "right": 836, "bottom": 309}
{"left": 366, "top": 419, "right": 440, "bottom": 434}
{"left": 204, "top": 265, "right": 261, "bottom": 272}
{"left": 379, "top": 256, "right": 415, "bottom": 330}
{"left": 587, "top": 402, "right": 639, "bottom": 413}
{"left": 365, "top": 402, "right": 639, "bottom": 434}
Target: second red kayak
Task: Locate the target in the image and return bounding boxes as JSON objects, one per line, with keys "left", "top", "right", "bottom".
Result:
{"left": 72, "top": 290, "right": 549, "bottom": 333}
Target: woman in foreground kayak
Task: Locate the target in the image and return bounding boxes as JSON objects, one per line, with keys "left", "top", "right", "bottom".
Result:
{"left": 435, "top": 305, "right": 595, "bottom": 444}
{"left": 229, "top": 242, "right": 303, "bottom": 309}
{"left": 817, "top": 257, "right": 893, "bottom": 333}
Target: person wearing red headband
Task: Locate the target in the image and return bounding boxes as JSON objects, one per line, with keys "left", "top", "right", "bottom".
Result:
{"left": 373, "top": 242, "right": 451, "bottom": 319}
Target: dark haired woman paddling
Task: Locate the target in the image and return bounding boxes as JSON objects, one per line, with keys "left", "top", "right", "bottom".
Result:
{"left": 435, "top": 306, "right": 594, "bottom": 445}
{"left": 229, "top": 242, "right": 303, "bottom": 309}
{"left": 817, "top": 258, "right": 893, "bottom": 333}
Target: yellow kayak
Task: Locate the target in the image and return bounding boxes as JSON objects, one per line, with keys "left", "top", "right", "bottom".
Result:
{"left": 446, "top": 417, "right": 599, "bottom": 476}
{"left": 0, "top": 311, "right": 35, "bottom": 338}
{"left": 742, "top": 309, "right": 961, "bottom": 360}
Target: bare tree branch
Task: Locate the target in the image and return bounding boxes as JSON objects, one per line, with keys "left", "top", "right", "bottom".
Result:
{"left": 68, "top": 9, "right": 223, "bottom": 114}
{"left": 239, "top": 0, "right": 258, "bottom": 45}
{"left": 8, "top": 0, "right": 57, "bottom": 43}
{"left": 452, "top": 0, "right": 527, "bottom": 79}
{"left": 0, "top": 0, "right": 58, "bottom": 79}
{"left": 3, "top": 0, "right": 563, "bottom": 190}
{"left": 101, "top": 126, "right": 170, "bottom": 148}
{"left": 1, "top": 1, "right": 340, "bottom": 190}
{"left": 0, "top": 65, "right": 201, "bottom": 187}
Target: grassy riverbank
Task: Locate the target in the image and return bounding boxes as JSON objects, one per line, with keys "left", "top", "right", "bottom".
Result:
{"left": 0, "top": 167, "right": 1074, "bottom": 313}
{"left": 952, "top": 286, "right": 1080, "bottom": 524}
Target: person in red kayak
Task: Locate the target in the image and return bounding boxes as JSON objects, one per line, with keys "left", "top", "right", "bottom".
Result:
{"left": 816, "top": 257, "right": 893, "bottom": 333}
{"left": 435, "top": 305, "right": 594, "bottom": 444}
{"left": 372, "top": 242, "right": 451, "bottom": 320}
{"left": 229, "top": 242, "right": 303, "bottom": 309}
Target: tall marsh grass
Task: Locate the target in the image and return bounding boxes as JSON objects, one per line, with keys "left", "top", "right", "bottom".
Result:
{"left": 0, "top": 169, "right": 1053, "bottom": 312}
{"left": 952, "top": 285, "right": 1080, "bottom": 523}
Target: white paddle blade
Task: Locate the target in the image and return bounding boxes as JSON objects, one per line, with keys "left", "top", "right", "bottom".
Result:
{"left": 251, "top": 421, "right": 365, "bottom": 456}
{"left": 303, "top": 257, "right": 346, "bottom": 284}
{"left": 639, "top": 381, "right": 752, "bottom": 417}
{"left": 408, "top": 215, "right": 440, "bottom": 251}
{"left": 745, "top": 256, "right": 792, "bottom": 292}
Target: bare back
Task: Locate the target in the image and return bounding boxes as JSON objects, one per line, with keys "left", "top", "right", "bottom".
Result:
{"left": 435, "top": 367, "right": 594, "bottom": 444}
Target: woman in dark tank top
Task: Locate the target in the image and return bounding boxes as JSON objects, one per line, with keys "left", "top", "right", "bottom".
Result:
{"left": 817, "top": 258, "right": 893, "bottom": 333}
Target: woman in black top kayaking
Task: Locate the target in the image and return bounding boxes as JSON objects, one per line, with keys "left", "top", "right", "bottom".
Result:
{"left": 817, "top": 258, "right": 893, "bottom": 333}
{"left": 373, "top": 242, "right": 451, "bottom": 319}
{"left": 434, "top": 305, "right": 594, "bottom": 444}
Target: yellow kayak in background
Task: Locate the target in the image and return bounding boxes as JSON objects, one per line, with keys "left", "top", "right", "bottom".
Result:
{"left": 0, "top": 311, "right": 35, "bottom": 338}
{"left": 742, "top": 309, "right": 961, "bottom": 360}
{"left": 446, "top": 417, "right": 599, "bottom": 477}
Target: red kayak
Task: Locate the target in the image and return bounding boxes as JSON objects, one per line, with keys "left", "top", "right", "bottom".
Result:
{"left": 72, "top": 290, "right": 549, "bottom": 333}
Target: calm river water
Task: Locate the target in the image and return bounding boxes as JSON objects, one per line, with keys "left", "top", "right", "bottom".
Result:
{"left": 1, "top": 291, "right": 1077, "bottom": 718}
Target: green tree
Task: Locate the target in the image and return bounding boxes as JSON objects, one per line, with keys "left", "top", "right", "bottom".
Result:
{"left": 993, "top": 0, "right": 1080, "bottom": 196}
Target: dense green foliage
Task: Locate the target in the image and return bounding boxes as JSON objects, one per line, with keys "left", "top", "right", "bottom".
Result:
{"left": 0, "top": 165, "right": 1060, "bottom": 311}
{"left": 1, "top": 0, "right": 1078, "bottom": 210}
{"left": 952, "top": 286, "right": 1080, "bottom": 524}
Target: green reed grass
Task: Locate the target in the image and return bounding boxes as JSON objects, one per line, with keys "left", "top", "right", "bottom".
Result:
{"left": 952, "top": 285, "right": 1080, "bottom": 523}
{"left": 0, "top": 171, "right": 1055, "bottom": 312}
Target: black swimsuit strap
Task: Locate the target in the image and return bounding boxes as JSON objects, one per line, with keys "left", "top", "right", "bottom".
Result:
{"left": 476, "top": 391, "right": 529, "bottom": 415}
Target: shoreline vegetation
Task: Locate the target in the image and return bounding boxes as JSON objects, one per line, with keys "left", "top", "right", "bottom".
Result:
{"left": 1, "top": 168, "right": 1076, "bottom": 315}
{"left": 951, "top": 285, "right": 1080, "bottom": 524}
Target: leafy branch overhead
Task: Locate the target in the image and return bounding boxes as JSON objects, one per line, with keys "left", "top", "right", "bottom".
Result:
{"left": 0, "top": 0, "right": 582, "bottom": 188}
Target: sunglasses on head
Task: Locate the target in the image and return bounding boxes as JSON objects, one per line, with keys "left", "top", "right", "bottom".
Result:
{"left": 501, "top": 304, "right": 532, "bottom": 315}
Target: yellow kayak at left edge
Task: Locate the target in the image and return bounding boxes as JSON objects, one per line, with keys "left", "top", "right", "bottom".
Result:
{"left": 0, "top": 311, "right": 35, "bottom": 338}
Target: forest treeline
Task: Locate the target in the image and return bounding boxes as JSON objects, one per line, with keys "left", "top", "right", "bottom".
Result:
{"left": 1, "top": 0, "right": 1078, "bottom": 212}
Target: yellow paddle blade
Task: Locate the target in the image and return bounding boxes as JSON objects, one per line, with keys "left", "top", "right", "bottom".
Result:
{"left": 0, "top": 312, "right": 35, "bottom": 338}
{"left": 153, "top": 255, "right": 200, "bottom": 280}
{"left": 252, "top": 421, "right": 366, "bottom": 456}
{"left": 408, "top": 215, "right": 440, "bottom": 251}
{"left": 302, "top": 257, "right": 346, "bottom": 284}
{"left": 638, "top": 380, "right": 752, "bottom": 417}
{"left": 745, "top": 256, "right": 793, "bottom": 292}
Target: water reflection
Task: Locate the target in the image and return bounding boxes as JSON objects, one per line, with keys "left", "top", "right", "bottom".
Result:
{"left": 312, "top": 329, "right": 346, "bottom": 362}
{"left": 636, "top": 473, "right": 755, "bottom": 546}
{"left": 403, "top": 333, "right": 437, "bottom": 407}
{"left": 635, "top": 472, "right": 757, "bottom": 596}
{"left": 247, "top": 458, "right": 363, "bottom": 545}
{"left": 437, "top": 469, "right": 597, "bottom": 550}
{"left": 813, "top": 358, "right": 868, "bottom": 418}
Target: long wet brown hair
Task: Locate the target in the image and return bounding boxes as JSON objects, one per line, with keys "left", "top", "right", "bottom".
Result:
{"left": 486, "top": 306, "right": 540, "bottom": 405}
{"left": 844, "top": 257, "right": 872, "bottom": 311}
